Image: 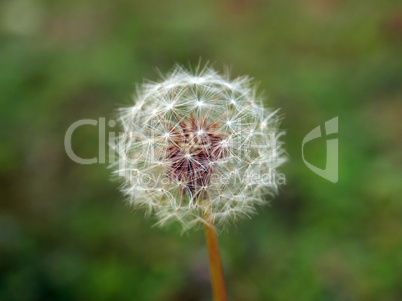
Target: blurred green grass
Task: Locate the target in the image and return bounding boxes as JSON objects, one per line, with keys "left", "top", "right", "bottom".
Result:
{"left": 1, "top": 0, "right": 401, "bottom": 300}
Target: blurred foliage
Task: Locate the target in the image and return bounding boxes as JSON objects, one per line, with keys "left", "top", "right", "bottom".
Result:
{"left": 1, "top": 0, "right": 401, "bottom": 300}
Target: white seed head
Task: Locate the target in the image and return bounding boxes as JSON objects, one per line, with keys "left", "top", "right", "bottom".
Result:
{"left": 112, "top": 65, "right": 285, "bottom": 231}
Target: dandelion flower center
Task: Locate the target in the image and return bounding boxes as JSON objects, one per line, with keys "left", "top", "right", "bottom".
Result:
{"left": 166, "top": 115, "right": 226, "bottom": 195}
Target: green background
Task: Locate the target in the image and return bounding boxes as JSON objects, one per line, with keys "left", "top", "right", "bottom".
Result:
{"left": 1, "top": 0, "right": 401, "bottom": 300}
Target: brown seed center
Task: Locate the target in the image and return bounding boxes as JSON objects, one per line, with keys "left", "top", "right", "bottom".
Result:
{"left": 165, "top": 116, "right": 227, "bottom": 195}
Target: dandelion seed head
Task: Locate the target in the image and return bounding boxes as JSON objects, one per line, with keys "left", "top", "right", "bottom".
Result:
{"left": 113, "top": 65, "right": 285, "bottom": 231}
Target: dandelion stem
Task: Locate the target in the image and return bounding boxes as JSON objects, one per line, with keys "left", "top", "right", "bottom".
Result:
{"left": 204, "top": 214, "right": 227, "bottom": 301}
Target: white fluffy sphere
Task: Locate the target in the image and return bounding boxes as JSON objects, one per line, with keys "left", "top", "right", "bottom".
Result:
{"left": 113, "top": 65, "right": 285, "bottom": 230}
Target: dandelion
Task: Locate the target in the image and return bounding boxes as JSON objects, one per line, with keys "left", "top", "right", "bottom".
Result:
{"left": 112, "top": 65, "right": 285, "bottom": 300}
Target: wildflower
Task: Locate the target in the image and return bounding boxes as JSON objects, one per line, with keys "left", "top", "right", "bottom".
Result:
{"left": 113, "top": 65, "right": 285, "bottom": 231}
